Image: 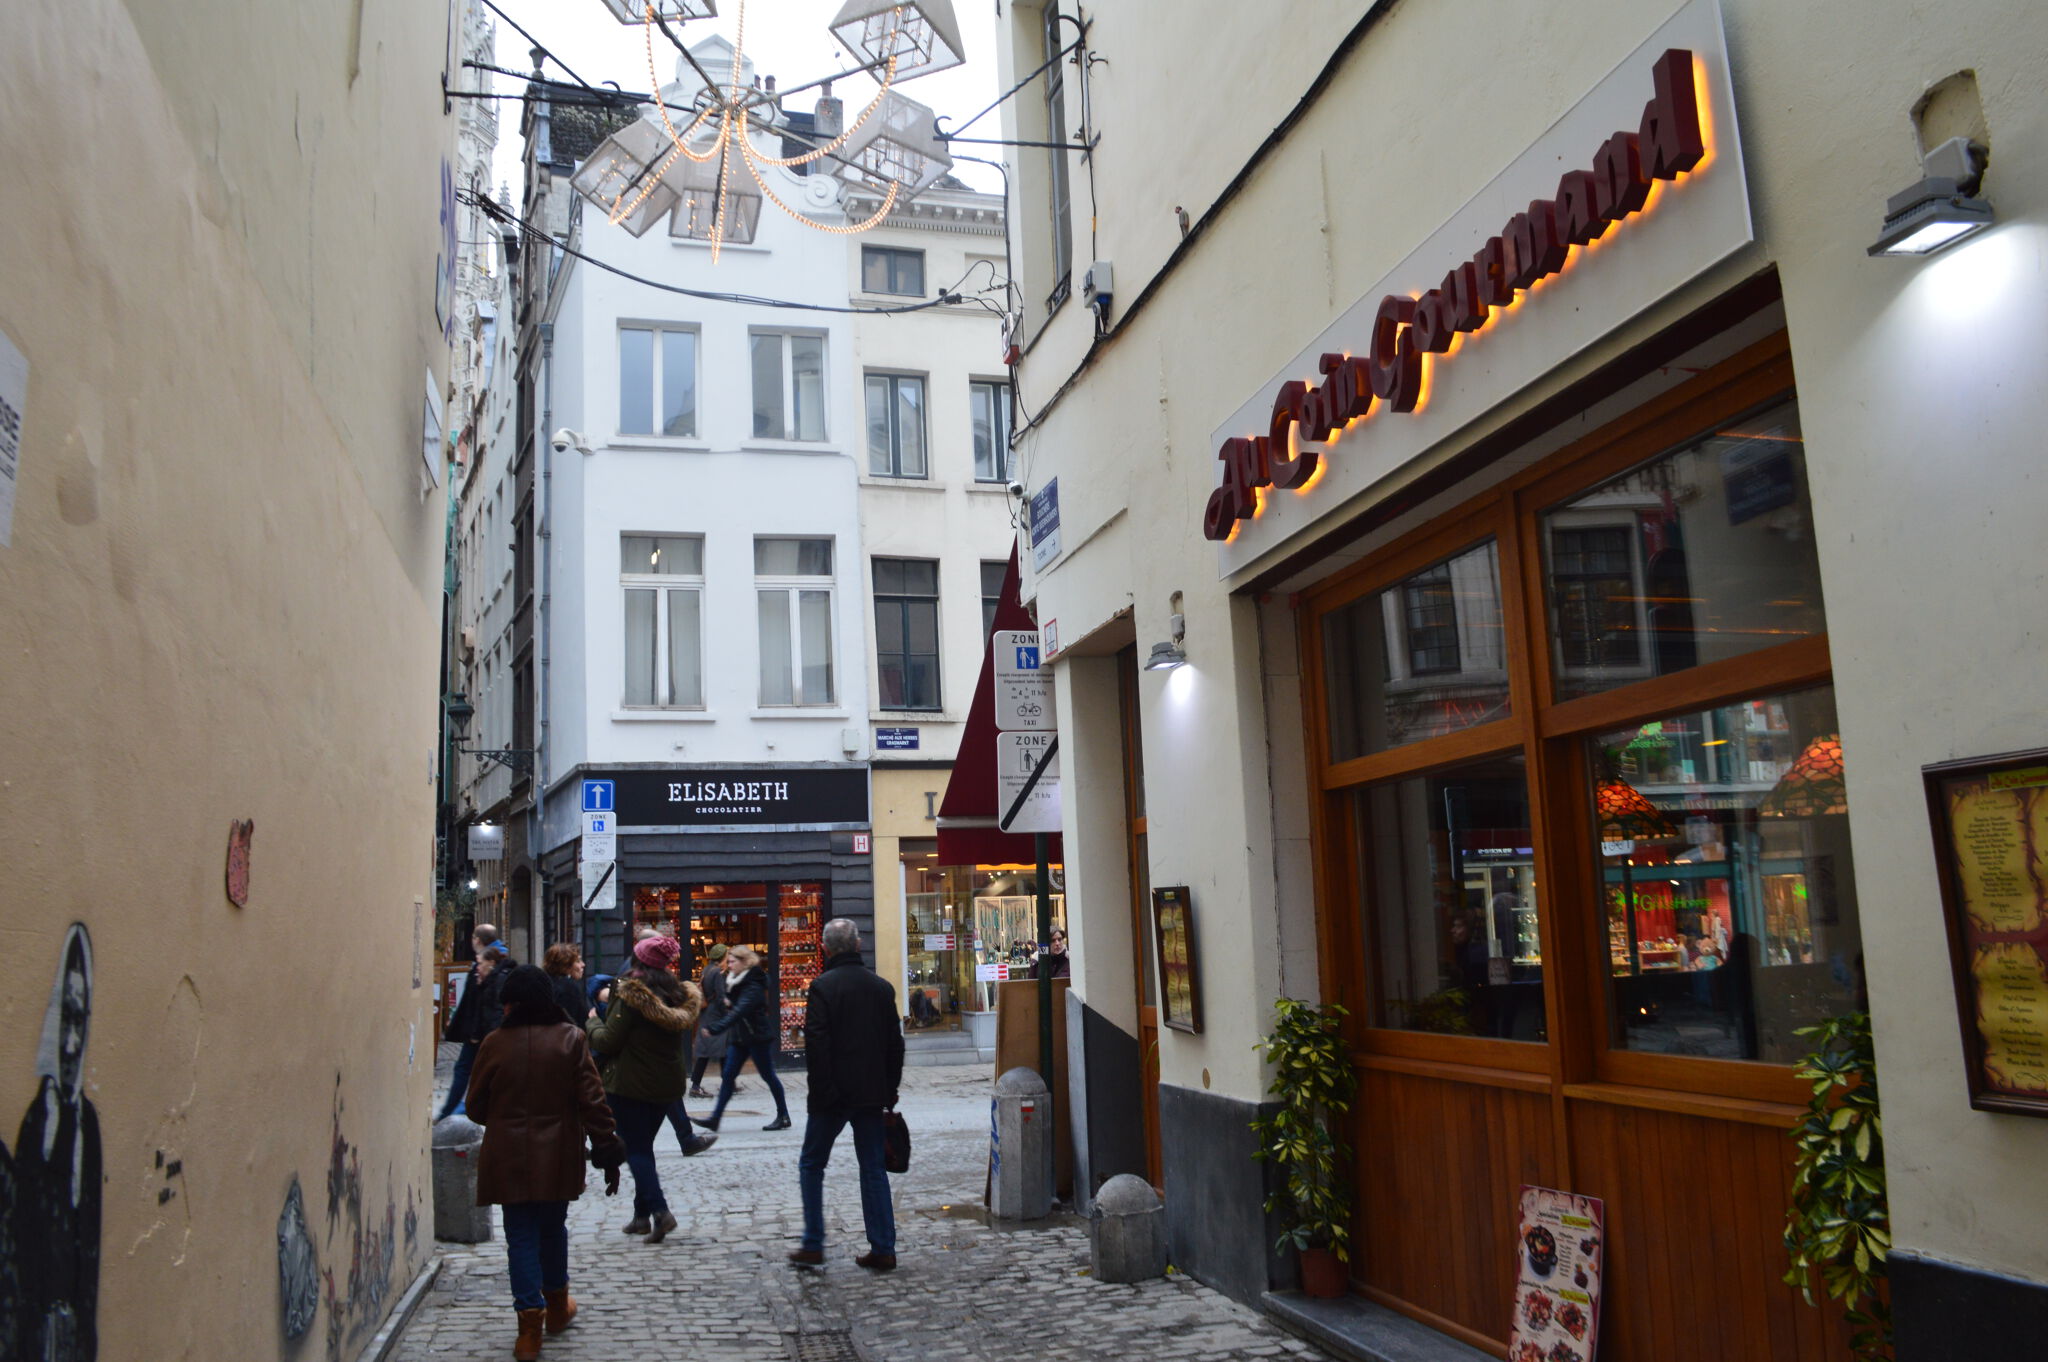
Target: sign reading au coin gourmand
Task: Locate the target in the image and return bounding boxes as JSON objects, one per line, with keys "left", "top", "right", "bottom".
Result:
{"left": 1206, "top": 0, "right": 1753, "bottom": 574}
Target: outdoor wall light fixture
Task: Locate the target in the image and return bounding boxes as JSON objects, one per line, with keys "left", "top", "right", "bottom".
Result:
{"left": 1869, "top": 136, "right": 1994, "bottom": 257}
{"left": 1145, "top": 612, "right": 1188, "bottom": 671}
{"left": 444, "top": 692, "right": 537, "bottom": 775}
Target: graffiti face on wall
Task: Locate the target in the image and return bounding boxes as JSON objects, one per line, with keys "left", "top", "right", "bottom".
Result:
{"left": 277, "top": 1179, "right": 318, "bottom": 1341}
{"left": 0, "top": 923, "right": 103, "bottom": 1360}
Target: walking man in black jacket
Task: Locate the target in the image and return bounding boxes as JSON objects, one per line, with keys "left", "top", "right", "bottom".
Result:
{"left": 788, "top": 918, "right": 905, "bottom": 1270}
{"left": 437, "top": 925, "right": 511, "bottom": 1120}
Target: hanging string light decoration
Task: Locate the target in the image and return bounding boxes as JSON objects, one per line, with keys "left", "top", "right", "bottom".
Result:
{"left": 568, "top": 0, "right": 961, "bottom": 262}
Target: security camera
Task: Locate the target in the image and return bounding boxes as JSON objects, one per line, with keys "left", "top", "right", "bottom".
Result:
{"left": 550, "top": 428, "right": 574, "bottom": 453}
{"left": 1006, "top": 479, "right": 1026, "bottom": 498}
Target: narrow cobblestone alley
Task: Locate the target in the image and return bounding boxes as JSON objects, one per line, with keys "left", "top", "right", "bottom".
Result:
{"left": 394, "top": 1054, "right": 1334, "bottom": 1362}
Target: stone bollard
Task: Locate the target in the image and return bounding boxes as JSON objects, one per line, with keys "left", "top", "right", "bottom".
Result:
{"left": 431, "top": 1114, "right": 493, "bottom": 1243}
{"left": 1090, "top": 1174, "right": 1169, "bottom": 1282}
{"left": 989, "top": 1066, "right": 1052, "bottom": 1221}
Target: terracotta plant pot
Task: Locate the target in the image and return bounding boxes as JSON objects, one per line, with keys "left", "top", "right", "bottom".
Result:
{"left": 1298, "top": 1245, "right": 1347, "bottom": 1299}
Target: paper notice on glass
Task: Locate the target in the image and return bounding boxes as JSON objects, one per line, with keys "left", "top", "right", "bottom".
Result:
{"left": 923, "top": 934, "right": 956, "bottom": 950}
{"left": 975, "top": 962, "right": 1010, "bottom": 982}
{"left": 1507, "top": 1186, "right": 1604, "bottom": 1362}
{"left": 0, "top": 326, "right": 26, "bottom": 547}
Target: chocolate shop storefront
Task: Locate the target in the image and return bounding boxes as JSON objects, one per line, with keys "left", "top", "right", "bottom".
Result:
{"left": 544, "top": 765, "right": 873, "bottom": 1058}
{"left": 1012, "top": 1, "right": 2048, "bottom": 1359}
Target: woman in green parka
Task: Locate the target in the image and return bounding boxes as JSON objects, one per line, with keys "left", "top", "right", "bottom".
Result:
{"left": 585, "top": 934, "right": 701, "bottom": 1242}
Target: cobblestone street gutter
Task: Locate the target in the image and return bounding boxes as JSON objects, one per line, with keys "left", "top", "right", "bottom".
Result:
{"left": 393, "top": 1055, "right": 1333, "bottom": 1362}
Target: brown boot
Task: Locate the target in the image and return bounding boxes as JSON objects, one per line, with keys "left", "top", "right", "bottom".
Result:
{"left": 543, "top": 1288, "right": 577, "bottom": 1335}
{"left": 514, "top": 1307, "right": 546, "bottom": 1360}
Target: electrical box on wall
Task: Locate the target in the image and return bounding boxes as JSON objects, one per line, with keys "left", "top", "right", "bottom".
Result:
{"left": 1083, "top": 261, "right": 1113, "bottom": 313}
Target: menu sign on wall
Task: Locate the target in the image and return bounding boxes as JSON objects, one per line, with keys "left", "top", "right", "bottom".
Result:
{"left": 1508, "top": 1186, "right": 1605, "bottom": 1362}
{"left": 1152, "top": 886, "right": 1203, "bottom": 1033}
{"left": 1925, "top": 751, "right": 2048, "bottom": 1115}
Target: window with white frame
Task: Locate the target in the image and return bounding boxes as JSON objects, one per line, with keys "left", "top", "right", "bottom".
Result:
{"left": 751, "top": 332, "right": 827, "bottom": 441}
{"left": 971, "top": 379, "right": 1014, "bottom": 482}
{"left": 861, "top": 246, "right": 925, "bottom": 296}
{"left": 865, "top": 372, "right": 928, "bottom": 478}
{"left": 621, "top": 534, "right": 705, "bottom": 708}
{"left": 874, "top": 558, "right": 941, "bottom": 710}
{"left": 756, "top": 537, "right": 836, "bottom": 705}
{"left": 981, "top": 559, "right": 1007, "bottom": 640}
{"left": 619, "top": 326, "right": 698, "bottom": 437}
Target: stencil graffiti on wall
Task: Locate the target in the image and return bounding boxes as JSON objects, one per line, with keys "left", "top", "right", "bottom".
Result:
{"left": 277, "top": 1178, "right": 319, "bottom": 1341}
{"left": 0, "top": 923, "right": 103, "bottom": 1360}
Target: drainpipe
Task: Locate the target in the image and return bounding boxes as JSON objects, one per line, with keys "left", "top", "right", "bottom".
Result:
{"left": 535, "top": 318, "right": 554, "bottom": 952}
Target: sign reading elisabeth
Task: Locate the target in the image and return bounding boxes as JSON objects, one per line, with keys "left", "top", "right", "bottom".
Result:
{"left": 593, "top": 767, "right": 870, "bottom": 828}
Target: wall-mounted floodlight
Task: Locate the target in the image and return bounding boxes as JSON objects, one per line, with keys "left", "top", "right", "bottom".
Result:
{"left": 1869, "top": 136, "right": 1994, "bottom": 257}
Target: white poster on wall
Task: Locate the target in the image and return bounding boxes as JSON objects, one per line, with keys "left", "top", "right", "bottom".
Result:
{"left": 0, "top": 326, "right": 27, "bottom": 548}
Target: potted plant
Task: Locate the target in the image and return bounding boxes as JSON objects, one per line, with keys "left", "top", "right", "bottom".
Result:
{"left": 1252, "top": 998, "right": 1358, "bottom": 1297}
{"left": 1783, "top": 1012, "right": 1891, "bottom": 1361}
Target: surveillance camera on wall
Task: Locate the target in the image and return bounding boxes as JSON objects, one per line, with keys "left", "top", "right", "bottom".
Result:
{"left": 1006, "top": 480, "right": 1026, "bottom": 498}
{"left": 550, "top": 428, "right": 574, "bottom": 453}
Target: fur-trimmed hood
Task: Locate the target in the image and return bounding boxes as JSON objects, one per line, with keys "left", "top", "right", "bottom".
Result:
{"left": 614, "top": 976, "right": 702, "bottom": 1033}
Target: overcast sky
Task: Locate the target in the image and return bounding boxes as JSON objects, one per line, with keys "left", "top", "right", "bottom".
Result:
{"left": 477, "top": 0, "right": 1005, "bottom": 196}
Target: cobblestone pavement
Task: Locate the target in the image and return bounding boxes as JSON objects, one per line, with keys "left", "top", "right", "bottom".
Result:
{"left": 396, "top": 1047, "right": 1333, "bottom": 1362}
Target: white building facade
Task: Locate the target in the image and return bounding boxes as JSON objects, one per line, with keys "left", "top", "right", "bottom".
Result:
{"left": 993, "top": 1, "right": 2048, "bottom": 1358}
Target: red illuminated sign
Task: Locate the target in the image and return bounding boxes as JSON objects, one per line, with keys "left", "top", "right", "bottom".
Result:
{"left": 1203, "top": 48, "right": 1706, "bottom": 542}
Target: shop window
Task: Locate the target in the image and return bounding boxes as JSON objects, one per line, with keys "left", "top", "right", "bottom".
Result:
{"left": 618, "top": 325, "right": 698, "bottom": 437}
{"left": 971, "top": 379, "right": 1014, "bottom": 482}
{"left": 750, "top": 331, "right": 827, "bottom": 441}
{"left": 1323, "top": 539, "right": 1509, "bottom": 761}
{"left": 861, "top": 246, "right": 924, "bottom": 297}
{"left": 1590, "top": 685, "right": 1860, "bottom": 1065}
{"left": 756, "top": 537, "right": 835, "bottom": 706}
{"left": 1350, "top": 753, "right": 1544, "bottom": 1040}
{"left": 1542, "top": 400, "right": 1824, "bottom": 701}
{"left": 865, "top": 372, "right": 928, "bottom": 478}
{"left": 620, "top": 534, "right": 704, "bottom": 708}
{"left": 873, "top": 557, "right": 941, "bottom": 710}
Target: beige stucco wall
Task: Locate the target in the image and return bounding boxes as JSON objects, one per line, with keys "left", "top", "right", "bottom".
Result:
{"left": 0, "top": 1, "right": 454, "bottom": 1355}
{"left": 1002, "top": 0, "right": 2048, "bottom": 1287}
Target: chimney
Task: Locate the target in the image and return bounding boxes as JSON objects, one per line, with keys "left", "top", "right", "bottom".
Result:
{"left": 814, "top": 81, "right": 843, "bottom": 138}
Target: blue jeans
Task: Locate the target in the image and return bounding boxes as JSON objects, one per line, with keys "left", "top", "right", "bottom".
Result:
{"left": 665, "top": 1098, "right": 699, "bottom": 1148}
{"left": 707, "top": 1041, "right": 789, "bottom": 1125}
{"left": 607, "top": 1094, "right": 668, "bottom": 1217}
{"left": 501, "top": 1201, "right": 569, "bottom": 1311}
{"left": 798, "top": 1108, "right": 894, "bottom": 1255}
{"left": 437, "top": 1041, "right": 479, "bottom": 1119}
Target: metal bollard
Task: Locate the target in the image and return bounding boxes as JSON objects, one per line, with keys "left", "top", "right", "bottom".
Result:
{"left": 989, "top": 1066, "right": 1052, "bottom": 1221}
{"left": 1090, "top": 1173, "right": 1168, "bottom": 1282}
{"left": 431, "top": 1114, "right": 493, "bottom": 1243}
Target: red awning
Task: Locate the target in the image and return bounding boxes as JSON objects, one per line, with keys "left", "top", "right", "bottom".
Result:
{"left": 936, "top": 545, "right": 1063, "bottom": 866}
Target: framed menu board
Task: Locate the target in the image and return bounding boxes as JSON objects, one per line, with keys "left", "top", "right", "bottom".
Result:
{"left": 1152, "top": 886, "right": 1203, "bottom": 1033}
{"left": 1924, "top": 749, "right": 2048, "bottom": 1117}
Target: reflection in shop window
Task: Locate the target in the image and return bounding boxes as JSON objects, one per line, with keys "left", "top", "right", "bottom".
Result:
{"left": 1542, "top": 400, "right": 1825, "bottom": 701}
{"left": 1351, "top": 754, "right": 1545, "bottom": 1040}
{"left": 1590, "top": 686, "right": 1861, "bottom": 1064}
{"left": 1324, "top": 540, "right": 1509, "bottom": 761}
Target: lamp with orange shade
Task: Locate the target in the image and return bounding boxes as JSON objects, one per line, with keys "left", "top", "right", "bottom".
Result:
{"left": 1758, "top": 734, "right": 1847, "bottom": 817}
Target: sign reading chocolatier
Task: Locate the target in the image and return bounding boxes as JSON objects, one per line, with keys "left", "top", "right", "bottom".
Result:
{"left": 1208, "top": 0, "right": 1751, "bottom": 574}
{"left": 596, "top": 767, "right": 870, "bottom": 828}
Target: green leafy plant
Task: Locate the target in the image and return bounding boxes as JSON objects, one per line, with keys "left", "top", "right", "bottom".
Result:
{"left": 1783, "top": 1012, "right": 1891, "bottom": 1361}
{"left": 1251, "top": 998, "right": 1358, "bottom": 1262}
{"left": 1391, "top": 986, "right": 1476, "bottom": 1035}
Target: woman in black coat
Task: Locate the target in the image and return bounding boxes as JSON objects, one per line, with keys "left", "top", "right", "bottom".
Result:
{"left": 543, "top": 943, "right": 592, "bottom": 1023}
{"left": 701, "top": 948, "right": 791, "bottom": 1131}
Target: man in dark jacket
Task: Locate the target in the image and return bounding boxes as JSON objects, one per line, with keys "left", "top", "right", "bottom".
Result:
{"left": 789, "top": 919, "right": 905, "bottom": 1270}
{"left": 438, "top": 926, "right": 512, "bottom": 1120}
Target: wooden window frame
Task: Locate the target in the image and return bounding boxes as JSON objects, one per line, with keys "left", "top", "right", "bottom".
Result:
{"left": 1303, "top": 331, "right": 1827, "bottom": 1110}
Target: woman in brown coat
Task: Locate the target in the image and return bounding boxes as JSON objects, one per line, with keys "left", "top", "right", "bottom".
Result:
{"left": 467, "top": 965, "right": 626, "bottom": 1360}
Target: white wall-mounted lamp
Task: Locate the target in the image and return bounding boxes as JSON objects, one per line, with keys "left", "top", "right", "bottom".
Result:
{"left": 1145, "top": 609, "right": 1187, "bottom": 671}
{"left": 1869, "top": 136, "right": 1994, "bottom": 257}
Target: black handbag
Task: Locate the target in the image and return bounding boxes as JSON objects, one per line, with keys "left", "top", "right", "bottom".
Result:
{"left": 882, "top": 1109, "right": 911, "bottom": 1173}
